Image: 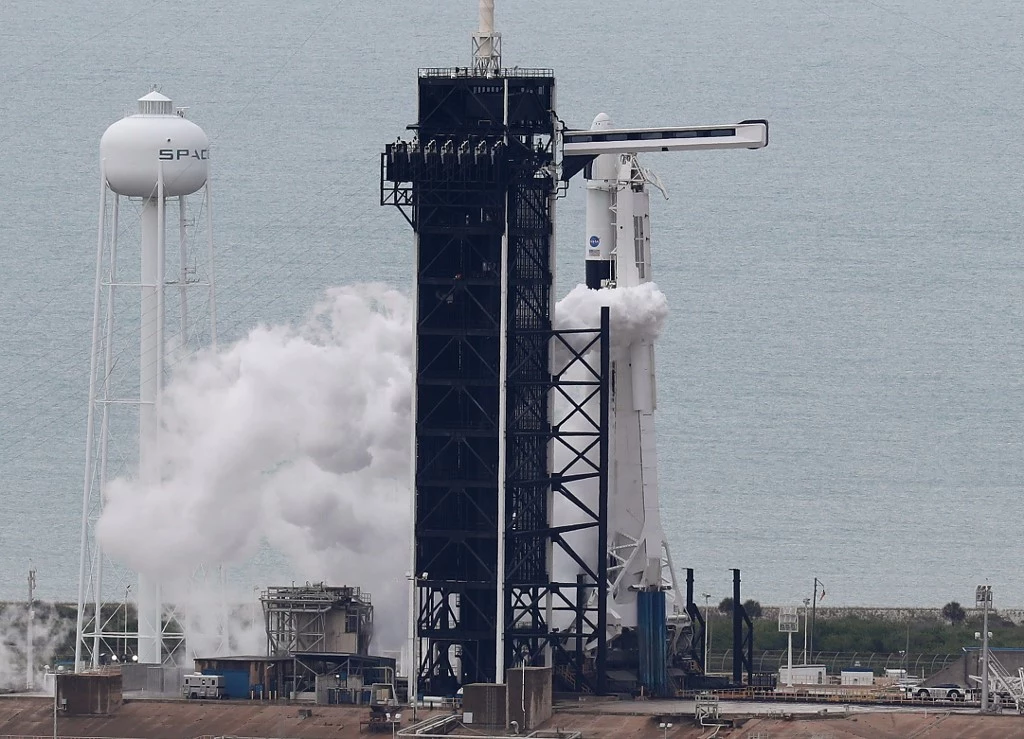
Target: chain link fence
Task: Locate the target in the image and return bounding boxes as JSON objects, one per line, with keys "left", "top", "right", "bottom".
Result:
{"left": 707, "top": 650, "right": 957, "bottom": 678}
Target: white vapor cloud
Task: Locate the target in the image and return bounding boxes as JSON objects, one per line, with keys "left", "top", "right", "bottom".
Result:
{"left": 95, "top": 280, "right": 667, "bottom": 653}
{"left": 97, "top": 283, "right": 413, "bottom": 650}
{"left": 0, "top": 604, "right": 69, "bottom": 691}
{"left": 553, "top": 282, "right": 668, "bottom": 363}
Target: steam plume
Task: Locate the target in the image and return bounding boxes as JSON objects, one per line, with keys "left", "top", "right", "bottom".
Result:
{"left": 95, "top": 280, "right": 666, "bottom": 652}
{"left": 97, "top": 284, "right": 413, "bottom": 649}
{"left": 553, "top": 282, "right": 668, "bottom": 364}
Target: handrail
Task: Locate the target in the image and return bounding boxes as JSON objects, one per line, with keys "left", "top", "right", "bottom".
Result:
{"left": 418, "top": 67, "right": 554, "bottom": 79}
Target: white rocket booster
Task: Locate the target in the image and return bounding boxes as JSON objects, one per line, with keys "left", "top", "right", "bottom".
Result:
{"left": 584, "top": 113, "right": 681, "bottom": 630}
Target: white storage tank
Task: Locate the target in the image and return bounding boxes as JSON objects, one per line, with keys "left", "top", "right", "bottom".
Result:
{"left": 101, "top": 91, "right": 209, "bottom": 198}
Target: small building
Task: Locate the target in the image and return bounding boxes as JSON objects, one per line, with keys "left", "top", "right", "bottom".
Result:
{"left": 463, "top": 683, "right": 506, "bottom": 727}
{"left": 778, "top": 664, "right": 827, "bottom": 685}
{"left": 192, "top": 652, "right": 397, "bottom": 703}
{"left": 462, "top": 667, "right": 552, "bottom": 730}
{"left": 261, "top": 583, "right": 373, "bottom": 656}
{"left": 55, "top": 668, "right": 122, "bottom": 716}
{"left": 192, "top": 655, "right": 292, "bottom": 699}
{"left": 121, "top": 664, "right": 188, "bottom": 696}
{"left": 840, "top": 667, "right": 875, "bottom": 686}
{"left": 506, "top": 666, "right": 552, "bottom": 731}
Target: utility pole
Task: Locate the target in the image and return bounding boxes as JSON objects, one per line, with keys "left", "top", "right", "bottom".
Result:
{"left": 809, "top": 579, "right": 820, "bottom": 662}
{"left": 52, "top": 672, "right": 58, "bottom": 739}
{"left": 904, "top": 621, "right": 910, "bottom": 678}
{"left": 27, "top": 568, "right": 36, "bottom": 690}
{"left": 802, "top": 598, "right": 810, "bottom": 664}
{"left": 701, "top": 593, "right": 711, "bottom": 673}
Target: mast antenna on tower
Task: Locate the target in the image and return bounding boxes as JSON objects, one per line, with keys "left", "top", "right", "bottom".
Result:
{"left": 472, "top": 0, "right": 501, "bottom": 74}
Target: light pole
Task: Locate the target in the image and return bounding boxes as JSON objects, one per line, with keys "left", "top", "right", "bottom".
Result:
{"left": 779, "top": 607, "right": 798, "bottom": 688}
{"left": 701, "top": 593, "right": 711, "bottom": 673}
{"left": 802, "top": 598, "right": 810, "bottom": 665}
{"left": 658, "top": 721, "right": 673, "bottom": 739}
{"left": 122, "top": 585, "right": 131, "bottom": 662}
{"left": 976, "top": 585, "right": 992, "bottom": 712}
{"left": 52, "top": 671, "right": 58, "bottom": 739}
{"left": 407, "top": 571, "right": 427, "bottom": 721}
{"left": 809, "top": 578, "right": 823, "bottom": 663}
{"left": 902, "top": 620, "right": 910, "bottom": 679}
{"left": 27, "top": 568, "right": 36, "bottom": 690}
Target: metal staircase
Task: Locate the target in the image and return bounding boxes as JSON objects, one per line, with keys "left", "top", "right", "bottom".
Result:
{"left": 969, "top": 650, "right": 1024, "bottom": 712}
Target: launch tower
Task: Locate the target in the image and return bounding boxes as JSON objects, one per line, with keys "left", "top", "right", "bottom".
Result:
{"left": 384, "top": 0, "right": 768, "bottom": 696}
{"left": 381, "top": 1, "right": 614, "bottom": 695}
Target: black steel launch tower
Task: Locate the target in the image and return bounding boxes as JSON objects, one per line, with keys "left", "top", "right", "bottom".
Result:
{"left": 381, "top": 1, "right": 768, "bottom": 699}
{"left": 382, "top": 62, "right": 611, "bottom": 694}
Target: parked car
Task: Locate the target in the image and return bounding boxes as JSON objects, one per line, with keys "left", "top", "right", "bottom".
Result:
{"left": 905, "top": 683, "right": 968, "bottom": 701}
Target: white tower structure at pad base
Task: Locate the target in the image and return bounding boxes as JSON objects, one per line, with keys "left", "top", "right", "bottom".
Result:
{"left": 576, "top": 113, "right": 768, "bottom": 634}
{"left": 75, "top": 90, "right": 217, "bottom": 670}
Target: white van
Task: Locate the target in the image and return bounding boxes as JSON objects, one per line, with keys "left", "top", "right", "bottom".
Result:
{"left": 182, "top": 673, "right": 225, "bottom": 699}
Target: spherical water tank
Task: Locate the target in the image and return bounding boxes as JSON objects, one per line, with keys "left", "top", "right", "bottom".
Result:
{"left": 101, "top": 91, "right": 209, "bottom": 198}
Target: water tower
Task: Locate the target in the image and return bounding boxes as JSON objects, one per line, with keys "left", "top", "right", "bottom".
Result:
{"left": 75, "top": 91, "right": 217, "bottom": 669}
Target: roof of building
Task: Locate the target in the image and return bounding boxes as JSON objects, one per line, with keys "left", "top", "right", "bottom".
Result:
{"left": 193, "top": 655, "right": 292, "bottom": 663}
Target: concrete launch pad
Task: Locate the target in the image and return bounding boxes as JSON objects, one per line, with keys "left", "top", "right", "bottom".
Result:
{"left": 3, "top": 695, "right": 1024, "bottom": 739}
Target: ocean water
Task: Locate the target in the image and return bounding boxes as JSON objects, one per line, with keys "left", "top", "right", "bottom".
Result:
{"left": 0, "top": 0, "right": 1021, "bottom": 612}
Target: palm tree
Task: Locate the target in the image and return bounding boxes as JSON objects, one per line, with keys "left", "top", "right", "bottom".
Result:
{"left": 942, "top": 601, "right": 966, "bottom": 626}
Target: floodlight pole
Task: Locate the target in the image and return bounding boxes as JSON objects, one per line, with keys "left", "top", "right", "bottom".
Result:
{"left": 785, "top": 631, "right": 793, "bottom": 687}
{"left": 976, "top": 585, "right": 991, "bottom": 713}
{"left": 789, "top": 630, "right": 795, "bottom": 686}
{"left": 779, "top": 607, "right": 798, "bottom": 688}
{"left": 27, "top": 568, "right": 36, "bottom": 691}
{"left": 983, "top": 603, "right": 990, "bottom": 710}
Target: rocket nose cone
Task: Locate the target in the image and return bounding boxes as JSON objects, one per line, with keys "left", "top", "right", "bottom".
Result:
{"left": 591, "top": 112, "right": 613, "bottom": 130}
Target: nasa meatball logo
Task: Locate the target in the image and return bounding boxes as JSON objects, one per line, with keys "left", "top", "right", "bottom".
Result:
{"left": 589, "top": 235, "right": 600, "bottom": 248}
